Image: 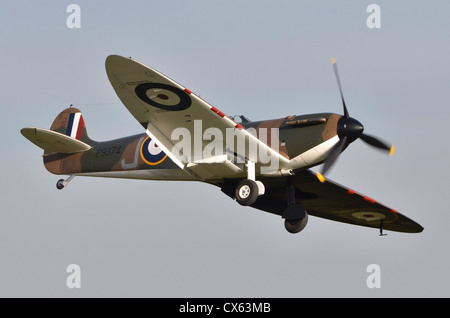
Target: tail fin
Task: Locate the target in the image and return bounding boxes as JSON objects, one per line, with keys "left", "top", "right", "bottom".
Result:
{"left": 49, "top": 107, "right": 92, "bottom": 145}
{"left": 21, "top": 107, "right": 95, "bottom": 175}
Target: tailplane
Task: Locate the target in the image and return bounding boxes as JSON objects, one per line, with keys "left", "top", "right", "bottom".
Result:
{"left": 21, "top": 127, "right": 92, "bottom": 154}
{"left": 21, "top": 107, "right": 93, "bottom": 154}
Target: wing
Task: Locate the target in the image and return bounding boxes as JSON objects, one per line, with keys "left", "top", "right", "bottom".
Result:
{"left": 105, "top": 55, "right": 287, "bottom": 180}
{"left": 247, "top": 170, "right": 423, "bottom": 233}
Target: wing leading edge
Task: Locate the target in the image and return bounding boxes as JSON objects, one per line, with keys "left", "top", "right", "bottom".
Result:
{"left": 246, "top": 170, "right": 423, "bottom": 233}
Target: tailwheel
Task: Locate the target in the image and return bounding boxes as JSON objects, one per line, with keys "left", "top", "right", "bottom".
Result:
{"left": 235, "top": 179, "right": 259, "bottom": 206}
{"left": 56, "top": 179, "right": 66, "bottom": 190}
{"left": 56, "top": 175, "right": 75, "bottom": 190}
{"left": 284, "top": 213, "right": 309, "bottom": 234}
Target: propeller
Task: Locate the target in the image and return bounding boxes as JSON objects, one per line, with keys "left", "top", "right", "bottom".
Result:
{"left": 316, "top": 58, "right": 395, "bottom": 183}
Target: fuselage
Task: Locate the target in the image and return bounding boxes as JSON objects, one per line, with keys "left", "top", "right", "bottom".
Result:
{"left": 44, "top": 112, "right": 343, "bottom": 181}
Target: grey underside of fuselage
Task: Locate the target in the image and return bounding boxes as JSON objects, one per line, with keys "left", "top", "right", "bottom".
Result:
{"left": 76, "top": 169, "right": 196, "bottom": 181}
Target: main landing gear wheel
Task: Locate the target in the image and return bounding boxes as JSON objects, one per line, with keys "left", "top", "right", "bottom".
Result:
{"left": 236, "top": 179, "right": 259, "bottom": 206}
{"left": 284, "top": 213, "right": 309, "bottom": 234}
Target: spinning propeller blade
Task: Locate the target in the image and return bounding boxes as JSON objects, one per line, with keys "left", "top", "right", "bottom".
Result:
{"left": 317, "top": 58, "right": 394, "bottom": 183}
{"left": 360, "top": 133, "right": 395, "bottom": 156}
{"left": 332, "top": 57, "right": 350, "bottom": 119}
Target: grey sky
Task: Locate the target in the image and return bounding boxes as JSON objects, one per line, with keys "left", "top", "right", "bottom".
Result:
{"left": 1, "top": 1, "right": 449, "bottom": 297}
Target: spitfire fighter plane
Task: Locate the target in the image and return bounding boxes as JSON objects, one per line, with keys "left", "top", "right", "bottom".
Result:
{"left": 21, "top": 55, "right": 423, "bottom": 235}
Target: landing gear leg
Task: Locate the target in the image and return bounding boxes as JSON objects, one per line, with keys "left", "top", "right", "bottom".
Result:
{"left": 282, "top": 177, "right": 308, "bottom": 233}
{"left": 56, "top": 175, "right": 75, "bottom": 190}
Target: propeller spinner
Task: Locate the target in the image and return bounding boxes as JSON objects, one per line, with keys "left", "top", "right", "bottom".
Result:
{"left": 316, "top": 58, "right": 395, "bottom": 183}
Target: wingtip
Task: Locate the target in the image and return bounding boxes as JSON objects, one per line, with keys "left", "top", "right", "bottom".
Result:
{"left": 105, "top": 54, "right": 132, "bottom": 68}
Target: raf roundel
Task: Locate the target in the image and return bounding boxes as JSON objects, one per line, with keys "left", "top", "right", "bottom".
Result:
{"left": 135, "top": 83, "right": 192, "bottom": 111}
{"left": 140, "top": 136, "right": 167, "bottom": 165}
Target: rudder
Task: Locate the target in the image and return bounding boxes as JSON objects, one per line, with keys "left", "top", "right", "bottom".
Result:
{"left": 50, "top": 107, "right": 92, "bottom": 144}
